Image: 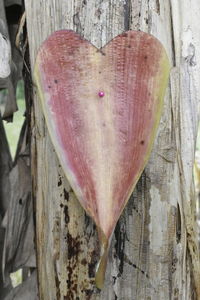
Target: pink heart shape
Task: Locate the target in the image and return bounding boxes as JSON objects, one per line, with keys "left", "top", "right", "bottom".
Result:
{"left": 34, "top": 30, "right": 170, "bottom": 288}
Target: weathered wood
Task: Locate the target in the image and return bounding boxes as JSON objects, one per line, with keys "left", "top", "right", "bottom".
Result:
{"left": 25, "top": 0, "right": 200, "bottom": 299}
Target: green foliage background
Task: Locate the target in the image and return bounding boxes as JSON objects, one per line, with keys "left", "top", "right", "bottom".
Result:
{"left": 3, "top": 81, "right": 25, "bottom": 158}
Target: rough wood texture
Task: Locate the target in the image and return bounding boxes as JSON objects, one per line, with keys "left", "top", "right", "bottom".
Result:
{"left": 25, "top": 0, "right": 200, "bottom": 299}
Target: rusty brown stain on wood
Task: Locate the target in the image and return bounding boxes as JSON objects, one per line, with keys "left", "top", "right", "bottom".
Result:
{"left": 63, "top": 205, "right": 70, "bottom": 225}
{"left": 63, "top": 188, "right": 69, "bottom": 201}
{"left": 65, "top": 233, "right": 82, "bottom": 299}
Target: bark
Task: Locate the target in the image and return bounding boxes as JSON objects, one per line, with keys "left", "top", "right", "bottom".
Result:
{"left": 25, "top": 0, "right": 200, "bottom": 299}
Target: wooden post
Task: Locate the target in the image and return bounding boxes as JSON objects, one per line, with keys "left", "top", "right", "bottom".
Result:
{"left": 25, "top": 1, "right": 200, "bottom": 299}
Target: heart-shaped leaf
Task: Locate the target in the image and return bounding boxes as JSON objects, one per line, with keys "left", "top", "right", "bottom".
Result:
{"left": 34, "top": 30, "right": 170, "bottom": 288}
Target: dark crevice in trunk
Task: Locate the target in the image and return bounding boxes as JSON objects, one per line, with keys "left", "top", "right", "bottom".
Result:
{"left": 169, "top": 0, "right": 176, "bottom": 66}
{"left": 124, "top": 0, "right": 131, "bottom": 31}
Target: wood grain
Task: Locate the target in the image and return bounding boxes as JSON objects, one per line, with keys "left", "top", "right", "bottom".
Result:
{"left": 25, "top": 0, "right": 200, "bottom": 299}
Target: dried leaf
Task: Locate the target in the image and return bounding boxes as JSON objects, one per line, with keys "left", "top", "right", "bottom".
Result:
{"left": 34, "top": 30, "right": 170, "bottom": 288}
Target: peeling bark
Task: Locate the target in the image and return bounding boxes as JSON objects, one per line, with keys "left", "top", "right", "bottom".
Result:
{"left": 25, "top": 0, "right": 200, "bottom": 299}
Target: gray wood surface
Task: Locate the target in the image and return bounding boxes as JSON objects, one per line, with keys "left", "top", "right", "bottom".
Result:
{"left": 24, "top": 0, "right": 200, "bottom": 299}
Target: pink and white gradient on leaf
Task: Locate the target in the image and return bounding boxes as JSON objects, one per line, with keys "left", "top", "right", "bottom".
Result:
{"left": 34, "top": 30, "right": 170, "bottom": 288}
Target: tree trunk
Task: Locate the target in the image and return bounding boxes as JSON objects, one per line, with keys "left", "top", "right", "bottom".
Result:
{"left": 25, "top": 0, "right": 200, "bottom": 299}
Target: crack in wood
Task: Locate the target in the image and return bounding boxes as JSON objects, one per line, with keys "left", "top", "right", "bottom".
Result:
{"left": 124, "top": 254, "right": 149, "bottom": 279}
{"left": 156, "top": 0, "right": 160, "bottom": 14}
{"left": 54, "top": 262, "right": 61, "bottom": 299}
{"left": 169, "top": 1, "right": 176, "bottom": 66}
{"left": 114, "top": 220, "right": 127, "bottom": 277}
{"left": 73, "top": 12, "right": 82, "bottom": 34}
{"left": 124, "top": 0, "right": 131, "bottom": 31}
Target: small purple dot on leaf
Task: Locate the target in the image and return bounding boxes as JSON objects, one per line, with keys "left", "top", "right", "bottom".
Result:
{"left": 98, "top": 91, "right": 105, "bottom": 98}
